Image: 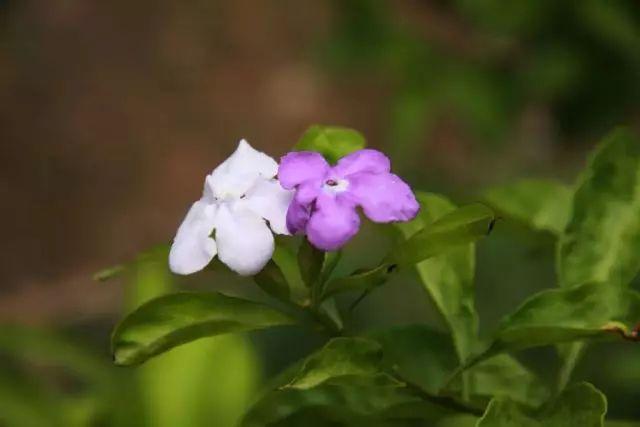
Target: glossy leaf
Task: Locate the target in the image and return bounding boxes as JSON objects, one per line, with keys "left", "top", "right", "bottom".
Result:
{"left": 558, "top": 128, "right": 640, "bottom": 288}
{"left": 477, "top": 382, "right": 607, "bottom": 427}
{"left": 397, "top": 192, "right": 478, "bottom": 362}
{"left": 286, "top": 337, "right": 385, "bottom": 389}
{"left": 484, "top": 179, "right": 572, "bottom": 235}
{"left": 390, "top": 203, "right": 495, "bottom": 266}
{"left": 294, "top": 125, "right": 366, "bottom": 164}
{"left": 111, "top": 291, "right": 294, "bottom": 366}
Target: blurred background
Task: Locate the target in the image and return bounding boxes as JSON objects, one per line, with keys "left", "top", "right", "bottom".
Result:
{"left": 1, "top": 0, "right": 640, "bottom": 425}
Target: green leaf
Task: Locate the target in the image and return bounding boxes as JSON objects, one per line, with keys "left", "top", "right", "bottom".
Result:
{"left": 558, "top": 128, "right": 640, "bottom": 288}
{"left": 124, "top": 254, "right": 260, "bottom": 427}
{"left": 477, "top": 382, "right": 607, "bottom": 427}
{"left": 390, "top": 203, "right": 495, "bottom": 266}
{"left": 397, "top": 193, "right": 479, "bottom": 362}
{"left": 320, "top": 263, "right": 396, "bottom": 301}
{"left": 371, "top": 324, "right": 457, "bottom": 394}
{"left": 479, "top": 282, "right": 640, "bottom": 361}
{"left": 294, "top": 125, "right": 366, "bottom": 163}
{"left": 483, "top": 179, "right": 572, "bottom": 235}
{"left": 457, "top": 354, "right": 549, "bottom": 407}
{"left": 298, "top": 239, "right": 325, "bottom": 289}
{"left": 111, "top": 291, "right": 294, "bottom": 366}
{"left": 242, "top": 380, "right": 422, "bottom": 427}
{"left": 286, "top": 337, "right": 386, "bottom": 389}
{"left": 372, "top": 325, "right": 547, "bottom": 406}
{"left": 253, "top": 260, "right": 291, "bottom": 303}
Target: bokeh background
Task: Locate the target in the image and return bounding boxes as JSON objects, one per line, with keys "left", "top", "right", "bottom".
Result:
{"left": 2, "top": 1, "right": 640, "bottom": 425}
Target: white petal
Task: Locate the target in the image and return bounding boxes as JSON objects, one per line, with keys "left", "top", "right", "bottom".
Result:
{"left": 242, "top": 179, "right": 294, "bottom": 235}
{"left": 169, "top": 201, "right": 218, "bottom": 275}
{"left": 206, "top": 139, "right": 279, "bottom": 199}
{"left": 215, "top": 204, "right": 274, "bottom": 276}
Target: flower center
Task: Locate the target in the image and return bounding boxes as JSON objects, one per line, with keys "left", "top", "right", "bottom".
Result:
{"left": 323, "top": 178, "right": 349, "bottom": 194}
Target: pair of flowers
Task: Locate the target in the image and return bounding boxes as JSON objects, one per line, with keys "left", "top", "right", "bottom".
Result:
{"left": 169, "top": 140, "right": 419, "bottom": 276}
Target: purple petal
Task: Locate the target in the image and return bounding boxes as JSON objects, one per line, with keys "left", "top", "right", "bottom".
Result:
{"left": 285, "top": 181, "right": 321, "bottom": 234}
{"left": 348, "top": 172, "right": 419, "bottom": 223}
{"left": 306, "top": 194, "right": 360, "bottom": 251}
{"left": 278, "top": 151, "right": 329, "bottom": 189}
{"left": 286, "top": 198, "right": 311, "bottom": 234}
{"left": 332, "top": 149, "right": 391, "bottom": 178}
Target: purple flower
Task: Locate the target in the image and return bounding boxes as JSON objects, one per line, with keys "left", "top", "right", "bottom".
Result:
{"left": 278, "top": 149, "right": 420, "bottom": 251}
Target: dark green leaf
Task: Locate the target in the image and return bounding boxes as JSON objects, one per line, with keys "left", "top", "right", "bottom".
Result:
{"left": 294, "top": 125, "right": 366, "bottom": 164}
{"left": 558, "top": 128, "right": 640, "bottom": 289}
{"left": 397, "top": 193, "right": 478, "bottom": 362}
{"left": 298, "top": 239, "right": 325, "bottom": 289}
{"left": 286, "top": 337, "right": 385, "bottom": 389}
{"left": 477, "top": 382, "right": 607, "bottom": 427}
{"left": 457, "top": 354, "right": 549, "bottom": 406}
{"left": 254, "top": 260, "right": 291, "bottom": 303}
{"left": 242, "top": 380, "right": 422, "bottom": 427}
{"left": 390, "top": 203, "right": 495, "bottom": 266}
{"left": 483, "top": 179, "right": 572, "bottom": 235}
{"left": 111, "top": 291, "right": 294, "bottom": 366}
{"left": 372, "top": 325, "right": 547, "bottom": 405}
{"left": 371, "top": 325, "right": 457, "bottom": 394}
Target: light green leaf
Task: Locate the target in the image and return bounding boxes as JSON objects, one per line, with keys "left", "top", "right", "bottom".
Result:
{"left": 484, "top": 179, "right": 572, "bottom": 235}
{"left": 111, "top": 291, "right": 294, "bottom": 366}
{"left": 294, "top": 125, "right": 366, "bottom": 163}
{"left": 286, "top": 337, "right": 385, "bottom": 389}
{"left": 478, "top": 282, "right": 640, "bottom": 362}
{"left": 397, "top": 193, "right": 479, "bottom": 362}
{"left": 390, "top": 203, "right": 495, "bottom": 266}
{"left": 558, "top": 128, "right": 640, "bottom": 289}
{"left": 477, "top": 382, "right": 607, "bottom": 427}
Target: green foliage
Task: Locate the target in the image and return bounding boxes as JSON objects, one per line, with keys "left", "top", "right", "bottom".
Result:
{"left": 484, "top": 180, "right": 573, "bottom": 235}
{"left": 294, "top": 125, "right": 366, "bottom": 164}
{"left": 285, "top": 338, "right": 387, "bottom": 389}
{"left": 397, "top": 193, "right": 479, "bottom": 363}
{"left": 391, "top": 203, "right": 495, "bottom": 266}
{"left": 96, "top": 126, "right": 640, "bottom": 425}
{"left": 558, "top": 128, "right": 640, "bottom": 288}
{"left": 477, "top": 382, "right": 607, "bottom": 427}
{"left": 111, "top": 291, "right": 294, "bottom": 365}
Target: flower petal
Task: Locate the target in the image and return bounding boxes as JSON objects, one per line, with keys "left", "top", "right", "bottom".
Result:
{"left": 215, "top": 204, "right": 275, "bottom": 276}
{"left": 278, "top": 151, "right": 329, "bottom": 189}
{"left": 169, "top": 201, "right": 218, "bottom": 275}
{"left": 286, "top": 181, "right": 322, "bottom": 234}
{"left": 242, "top": 179, "right": 293, "bottom": 235}
{"left": 348, "top": 172, "right": 419, "bottom": 223}
{"left": 306, "top": 194, "right": 360, "bottom": 251}
{"left": 332, "top": 149, "right": 391, "bottom": 177}
{"left": 207, "top": 139, "right": 279, "bottom": 198}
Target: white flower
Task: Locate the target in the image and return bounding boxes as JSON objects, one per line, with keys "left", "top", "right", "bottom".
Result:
{"left": 169, "top": 140, "right": 293, "bottom": 276}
